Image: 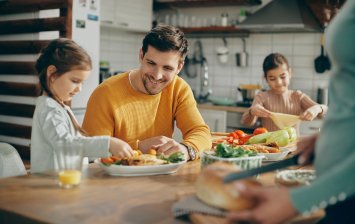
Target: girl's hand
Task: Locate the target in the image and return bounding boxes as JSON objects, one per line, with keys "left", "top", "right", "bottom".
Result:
{"left": 250, "top": 104, "right": 272, "bottom": 118}
{"left": 299, "top": 105, "right": 322, "bottom": 121}
{"left": 227, "top": 183, "right": 298, "bottom": 224}
{"left": 109, "top": 137, "right": 134, "bottom": 158}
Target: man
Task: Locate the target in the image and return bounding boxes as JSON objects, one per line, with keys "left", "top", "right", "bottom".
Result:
{"left": 83, "top": 24, "right": 211, "bottom": 161}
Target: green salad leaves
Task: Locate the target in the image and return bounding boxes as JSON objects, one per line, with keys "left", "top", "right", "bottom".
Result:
{"left": 215, "top": 143, "right": 257, "bottom": 158}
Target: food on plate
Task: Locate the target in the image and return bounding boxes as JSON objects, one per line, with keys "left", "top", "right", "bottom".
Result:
{"left": 238, "top": 143, "right": 280, "bottom": 153}
{"left": 247, "top": 127, "right": 297, "bottom": 147}
{"left": 275, "top": 170, "right": 316, "bottom": 187}
{"left": 266, "top": 130, "right": 290, "bottom": 147}
{"left": 253, "top": 127, "right": 268, "bottom": 136}
{"left": 283, "top": 126, "right": 297, "bottom": 143}
{"left": 201, "top": 144, "right": 264, "bottom": 170}
{"left": 214, "top": 143, "right": 257, "bottom": 158}
{"left": 100, "top": 151, "right": 185, "bottom": 166}
{"left": 196, "top": 162, "right": 261, "bottom": 211}
{"left": 212, "top": 127, "right": 296, "bottom": 150}
{"left": 247, "top": 132, "right": 272, "bottom": 144}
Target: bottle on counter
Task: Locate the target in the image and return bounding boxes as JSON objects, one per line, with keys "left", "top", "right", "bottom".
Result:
{"left": 221, "top": 13, "right": 228, "bottom": 27}
{"left": 238, "top": 9, "right": 247, "bottom": 24}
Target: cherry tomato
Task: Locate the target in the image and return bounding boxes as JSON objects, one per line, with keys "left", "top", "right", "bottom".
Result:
{"left": 234, "top": 130, "right": 246, "bottom": 138}
{"left": 253, "top": 127, "right": 268, "bottom": 136}
{"left": 101, "top": 157, "right": 114, "bottom": 165}
{"left": 240, "top": 134, "right": 252, "bottom": 144}
{"left": 228, "top": 132, "right": 239, "bottom": 139}
{"left": 227, "top": 137, "right": 234, "bottom": 144}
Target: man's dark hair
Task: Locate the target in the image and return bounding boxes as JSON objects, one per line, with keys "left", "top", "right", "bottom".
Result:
{"left": 262, "top": 53, "right": 289, "bottom": 78}
{"left": 142, "top": 24, "right": 188, "bottom": 62}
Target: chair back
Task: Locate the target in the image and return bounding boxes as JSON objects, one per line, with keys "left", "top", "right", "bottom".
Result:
{"left": 0, "top": 143, "right": 27, "bottom": 178}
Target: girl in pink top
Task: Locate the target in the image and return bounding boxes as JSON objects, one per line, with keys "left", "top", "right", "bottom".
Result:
{"left": 241, "top": 53, "right": 327, "bottom": 132}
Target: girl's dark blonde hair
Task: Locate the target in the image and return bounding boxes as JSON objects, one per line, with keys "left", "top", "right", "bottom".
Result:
{"left": 36, "top": 38, "right": 92, "bottom": 135}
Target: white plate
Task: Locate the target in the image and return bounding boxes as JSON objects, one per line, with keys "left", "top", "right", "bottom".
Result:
{"left": 280, "top": 143, "right": 297, "bottom": 152}
{"left": 95, "top": 159, "right": 186, "bottom": 176}
{"left": 258, "top": 148, "right": 290, "bottom": 162}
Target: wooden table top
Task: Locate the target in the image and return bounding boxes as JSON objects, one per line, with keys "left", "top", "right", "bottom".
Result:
{"left": 0, "top": 160, "right": 322, "bottom": 224}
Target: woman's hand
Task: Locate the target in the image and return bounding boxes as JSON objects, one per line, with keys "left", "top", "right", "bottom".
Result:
{"left": 250, "top": 104, "right": 272, "bottom": 118}
{"left": 109, "top": 137, "right": 134, "bottom": 158}
{"left": 296, "top": 134, "right": 318, "bottom": 165}
{"left": 300, "top": 105, "right": 322, "bottom": 121}
{"left": 227, "top": 183, "right": 298, "bottom": 224}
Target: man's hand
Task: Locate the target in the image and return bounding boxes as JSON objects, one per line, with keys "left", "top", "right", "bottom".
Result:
{"left": 227, "top": 183, "right": 298, "bottom": 224}
{"left": 138, "top": 136, "right": 189, "bottom": 160}
{"left": 250, "top": 104, "right": 272, "bottom": 118}
{"left": 296, "top": 134, "right": 318, "bottom": 165}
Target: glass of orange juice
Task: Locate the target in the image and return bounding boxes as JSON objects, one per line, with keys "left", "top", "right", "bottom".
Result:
{"left": 55, "top": 140, "right": 84, "bottom": 189}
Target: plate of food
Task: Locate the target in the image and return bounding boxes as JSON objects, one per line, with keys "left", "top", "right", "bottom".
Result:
{"left": 257, "top": 148, "right": 291, "bottom": 162}
{"left": 96, "top": 152, "right": 186, "bottom": 176}
{"left": 275, "top": 169, "right": 316, "bottom": 187}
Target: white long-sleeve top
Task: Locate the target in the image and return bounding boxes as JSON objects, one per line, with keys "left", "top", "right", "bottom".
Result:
{"left": 30, "top": 96, "right": 110, "bottom": 173}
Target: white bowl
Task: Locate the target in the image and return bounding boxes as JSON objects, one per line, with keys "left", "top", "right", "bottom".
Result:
{"left": 201, "top": 150, "right": 264, "bottom": 171}
{"left": 258, "top": 148, "right": 290, "bottom": 161}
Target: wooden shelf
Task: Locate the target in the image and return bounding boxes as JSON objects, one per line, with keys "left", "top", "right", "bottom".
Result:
{"left": 154, "top": 0, "right": 261, "bottom": 9}
{"left": 180, "top": 26, "right": 249, "bottom": 38}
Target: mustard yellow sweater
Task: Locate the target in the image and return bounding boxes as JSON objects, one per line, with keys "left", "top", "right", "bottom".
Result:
{"left": 82, "top": 72, "right": 211, "bottom": 152}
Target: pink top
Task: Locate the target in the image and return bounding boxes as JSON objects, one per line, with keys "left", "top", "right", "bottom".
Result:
{"left": 241, "top": 90, "right": 327, "bottom": 132}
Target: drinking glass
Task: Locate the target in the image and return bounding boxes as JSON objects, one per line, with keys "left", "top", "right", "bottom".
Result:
{"left": 55, "top": 141, "right": 84, "bottom": 189}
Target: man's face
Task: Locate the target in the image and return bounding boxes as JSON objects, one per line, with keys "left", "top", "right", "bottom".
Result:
{"left": 139, "top": 46, "right": 183, "bottom": 95}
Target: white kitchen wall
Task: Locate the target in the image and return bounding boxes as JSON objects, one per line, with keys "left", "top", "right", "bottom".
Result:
{"left": 100, "top": 30, "right": 331, "bottom": 102}
{"left": 100, "top": 26, "right": 144, "bottom": 73}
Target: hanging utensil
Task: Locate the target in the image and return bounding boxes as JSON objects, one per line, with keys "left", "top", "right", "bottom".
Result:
{"left": 314, "top": 33, "right": 331, "bottom": 73}
{"left": 216, "top": 37, "right": 229, "bottom": 64}
{"left": 236, "top": 38, "right": 248, "bottom": 67}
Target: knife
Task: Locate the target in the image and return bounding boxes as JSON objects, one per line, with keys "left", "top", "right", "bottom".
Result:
{"left": 223, "top": 154, "right": 300, "bottom": 183}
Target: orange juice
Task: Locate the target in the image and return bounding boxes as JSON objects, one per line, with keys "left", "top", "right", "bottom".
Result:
{"left": 59, "top": 170, "right": 82, "bottom": 187}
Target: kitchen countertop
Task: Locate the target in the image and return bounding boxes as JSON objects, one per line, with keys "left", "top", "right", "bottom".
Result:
{"left": 197, "top": 103, "right": 249, "bottom": 113}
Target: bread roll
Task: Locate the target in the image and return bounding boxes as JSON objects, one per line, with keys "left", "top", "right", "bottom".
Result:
{"left": 195, "top": 162, "right": 261, "bottom": 211}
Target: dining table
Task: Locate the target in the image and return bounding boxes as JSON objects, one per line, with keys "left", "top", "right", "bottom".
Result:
{"left": 0, "top": 159, "right": 323, "bottom": 224}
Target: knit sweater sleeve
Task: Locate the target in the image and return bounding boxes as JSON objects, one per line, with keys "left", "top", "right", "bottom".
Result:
{"left": 291, "top": 150, "right": 355, "bottom": 214}
{"left": 241, "top": 93, "right": 263, "bottom": 127}
{"left": 298, "top": 91, "right": 327, "bottom": 118}
{"left": 82, "top": 82, "right": 115, "bottom": 136}
{"left": 174, "top": 79, "right": 212, "bottom": 152}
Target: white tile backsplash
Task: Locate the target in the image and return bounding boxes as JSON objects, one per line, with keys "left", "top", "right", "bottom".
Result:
{"left": 100, "top": 30, "right": 330, "bottom": 102}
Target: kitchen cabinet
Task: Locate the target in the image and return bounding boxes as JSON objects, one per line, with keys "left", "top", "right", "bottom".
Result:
{"left": 100, "top": 0, "right": 153, "bottom": 32}
{"left": 199, "top": 109, "right": 227, "bottom": 132}
{"left": 300, "top": 119, "right": 323, "bottom": 136}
